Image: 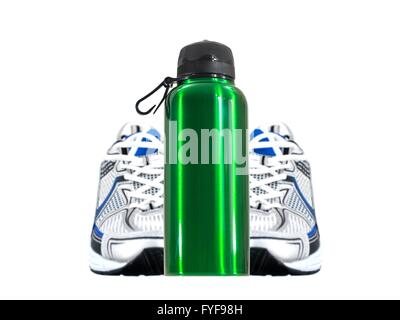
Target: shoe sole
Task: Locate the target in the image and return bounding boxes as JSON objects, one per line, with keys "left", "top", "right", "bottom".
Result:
{"left": 90, "top": 247, "right": 320, "bottom": 276}
{"left": 90, "top": 248, "right": 164, "bottom": 276}
{"left": 250, "top": 247, "right": 321, "bottom": 276}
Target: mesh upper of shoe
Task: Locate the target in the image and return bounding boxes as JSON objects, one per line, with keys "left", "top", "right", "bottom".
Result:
{"left": 249, "top": 123, "right": 317, "bottom": 237}
{"left": 94, "top": 124, "right": 164, "bottom": 234}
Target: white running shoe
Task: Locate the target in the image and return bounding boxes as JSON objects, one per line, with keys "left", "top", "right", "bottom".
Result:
{"left": 89, "top": 123, "right": 164, "bottom": 275}
{"left": 249, "top": 123, "right": 321, "bottom": 275}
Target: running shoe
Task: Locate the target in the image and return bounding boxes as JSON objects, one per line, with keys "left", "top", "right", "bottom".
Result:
{"left": 249, "top": 123, "right": 321, "bottom": 276}
{"left": 89, "top": 123, "right": 164, "bottom": 275}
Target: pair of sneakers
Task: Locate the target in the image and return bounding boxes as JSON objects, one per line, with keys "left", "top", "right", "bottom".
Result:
{"left": 89, "top": 122, "right": 321, "bottom": 276}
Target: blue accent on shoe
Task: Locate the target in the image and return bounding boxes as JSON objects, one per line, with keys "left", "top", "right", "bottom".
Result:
{"left": 250, "top": 128, "right": 276, "bottom": 156}
{"left": 95, "top": 176, "right": 125, "bottom": 217}
{"left": 93, "top": 224, "right": 104, "bottom": 238}
{"left": 307, "top": 225, "right": 318, "bottom": 238}
{"left": 135, "top": 128, "right": 160, "bottom": 157}
{"left": 286, "top": 175, "right": 316, "bottom": 217}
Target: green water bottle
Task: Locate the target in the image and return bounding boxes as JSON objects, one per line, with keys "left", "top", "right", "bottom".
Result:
{"left": 164, "top": 41, "right": 249, "bottom": 276}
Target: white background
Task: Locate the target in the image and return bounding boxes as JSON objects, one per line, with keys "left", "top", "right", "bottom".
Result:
{"left": 0, "top": 0, "right": 399, "bottom": 300}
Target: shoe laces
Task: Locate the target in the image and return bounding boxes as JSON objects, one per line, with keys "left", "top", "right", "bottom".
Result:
{"left": 106, "top": 132, "right": 164, "bottom": 211}
{"left": 249, "top": 132, "right": 305, "bottom": 210}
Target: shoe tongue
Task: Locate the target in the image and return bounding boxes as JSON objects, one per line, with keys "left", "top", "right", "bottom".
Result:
{"left": 115, "top": 123, "right": 161, "bottom": 157}
{"left": 132, "top": 128, "right": 161, "bottom": 157}
{"left": 250, "top": 128, "right": 278, "bottom": 156}
{"left": 250, "top": 125, "right": 293, "bottom": 157}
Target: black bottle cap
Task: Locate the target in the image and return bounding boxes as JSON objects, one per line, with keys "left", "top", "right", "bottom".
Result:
{"left": 177, "top": 40, "right": 235, "bottom": 80}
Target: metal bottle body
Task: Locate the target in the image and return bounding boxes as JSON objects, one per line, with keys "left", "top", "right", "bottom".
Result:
{"left": 165, "top": 77, "right": 249, "bottom": 276}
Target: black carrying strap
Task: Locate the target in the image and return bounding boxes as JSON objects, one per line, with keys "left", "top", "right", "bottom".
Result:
{"left": 135, "top": 77, "right": 182, "bottom": 115}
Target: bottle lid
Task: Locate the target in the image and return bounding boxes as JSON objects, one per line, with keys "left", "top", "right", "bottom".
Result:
{"left": 177, "top": 40, "right": 235, "bottom": 80}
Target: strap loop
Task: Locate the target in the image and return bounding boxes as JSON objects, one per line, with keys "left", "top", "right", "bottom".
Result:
{"left": 135, "top": 77, "right": 181, "bottom": 115}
